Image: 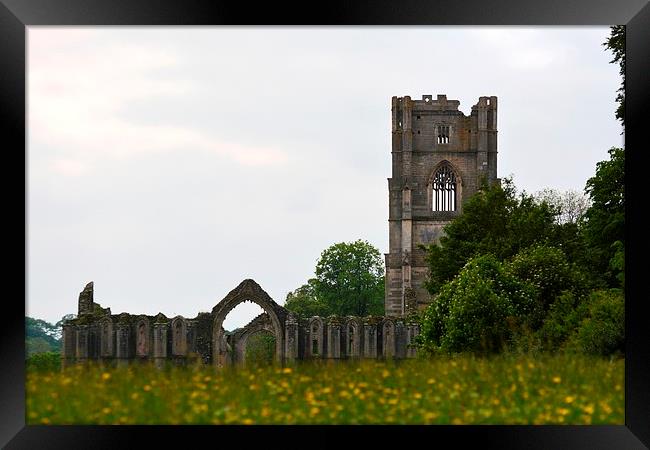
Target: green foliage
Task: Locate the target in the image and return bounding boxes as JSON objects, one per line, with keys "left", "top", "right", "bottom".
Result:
{"left": 419, "top": 245, "right": 598, "bottom": 355}
{"left": 288, "top": 239, "right": 385, "bottom": 317}
{"left": 603, "top": 26, "right": 625, "bottom": 127}
{"left": 582, "top": 147, "right": 624, "bottom": 287}
{"left": 26, "top": 316, "right": 62, "bottom": 355}
{"left": 507, "top": 245, "right": 589, "bottom": 320}
{"left": 244, "top": 332, "right": 276, "bottom": 367}
{"left": 534, "top": 188, "right": 591, "bottom": 225}
{"left": 27, "top": 337, "right": 57, "bottom": 355}
{"left": 535, "top": 291, "right": 589, "bottom": 352}
{"left": 609, "top": 241, "right": 625, "bottom": 289}
{"left": 423, "top": 178, "right": 559, "bottom": 295}
{"left": 418, "top": 254, "right": 536, "bottom": 354}
{"left": 284, "top": 279, "right": 331, "bottom": 317}
{"left": 570, "top": 290, "right": 625, "bottom": 356}
{"left": 26, "top": 351, "right": 61, "bottom": 372}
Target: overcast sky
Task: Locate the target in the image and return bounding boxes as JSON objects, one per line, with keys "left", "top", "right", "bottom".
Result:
{"left": 27, "top": 27, "right": 623, "bottom": 329}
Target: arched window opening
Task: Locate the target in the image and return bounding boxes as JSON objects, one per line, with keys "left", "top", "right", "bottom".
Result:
{"left": 312, "top": 325, "right": 319, "bottom": 355}
{"left": 437, "top": 125, "right": 450, "bottom": 144}
{"left": 432, "top": 165, "right": 457, "bottom": 212}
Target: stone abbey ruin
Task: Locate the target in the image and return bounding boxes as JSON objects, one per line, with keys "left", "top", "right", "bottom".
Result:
{"left": 385, "top": 94, "right": 498, "bottom": 316}
{"left": 62, "top": 279, "right": 420, "bottom": 367}
{"left": 61, "top": 94, "right": 498, "bottom": 367}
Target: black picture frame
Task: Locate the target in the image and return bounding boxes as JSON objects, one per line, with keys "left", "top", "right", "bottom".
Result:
{"left": 2, "top": 0, "right": 648, "bottom": 448}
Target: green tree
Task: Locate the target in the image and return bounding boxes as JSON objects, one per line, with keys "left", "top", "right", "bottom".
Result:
{"left": 603, "top": 25, "right": 625, "bottom": 127}
{"left": 25, "top": 316, "right": 62, "bottom": 355}
{"left": 582, "top": 147, "right": 625, "bottom": 287}
{"left": 534, "top": 188, "right": 591, "bottom": 225}
{"left": 423, "top": 178, "right": 559, "bottom": 295}
{"left": 312, "top": 240, "right": 385, "bottom": 317}
{"left": 570, "top": 289, "right": 624, "bottom": 356}
{"left": 418, "top": 254, "right": 537, "bottom": 354}
{"left": 507, "top": 245, "right": 589, "bottom": 315}
{"left": 284, "top": 279, "right": 331, "bottom": 317}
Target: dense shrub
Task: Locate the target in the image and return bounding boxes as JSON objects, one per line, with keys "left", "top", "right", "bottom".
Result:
{"left": 506, "top": 245, "right": 590, "bottom": 329}
{"left": 27, "top": 351, "right": 61, "bottom": 372}
{"left": 570, "top": 290, "right": 624, "bottom": 356}
{"left": 418, "top": 254, "right": 537, "bottom": 354}
{"left": 535, "top": 291, "right": 589, "bottom": 352}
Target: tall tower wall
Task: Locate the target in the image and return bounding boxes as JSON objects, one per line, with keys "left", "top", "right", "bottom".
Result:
{"left": 385, "top": 94, "right": 498, "bottom": 317}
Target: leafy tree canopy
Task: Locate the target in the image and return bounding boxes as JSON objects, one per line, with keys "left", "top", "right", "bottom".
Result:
{"left": 582, "top": 147, "right": 625, "bottom": 287}
{"left": 284, "top": 279, "right": 330, "bottom": 318}
{"left": 603, "top": 25, "right": 625, "bottom": 127}
{"left": 418, "top": 254, "right": 537, "bottom": 354}
{"left": 533, "top": 188, "right": 591, "bottom": 225}
{"left": 314, "top": 240, "right": 385, "bottom": 317}
{"left": 26, "top": 316, "right": 69, "bottom": 355}
{"left": 285, "top": 240, "right": 385, "bottom": 317}
{"left": 423, "top": 178, "right": 562, "bottom": 295}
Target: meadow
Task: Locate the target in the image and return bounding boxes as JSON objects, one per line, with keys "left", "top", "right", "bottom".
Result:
{"left": 26, "top": 354, "right": 623, "bottom": 425}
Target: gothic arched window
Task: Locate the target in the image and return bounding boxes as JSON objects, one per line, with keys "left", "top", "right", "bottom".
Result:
{"left": 432, "top": 165, "right": 457, "bottom": 212}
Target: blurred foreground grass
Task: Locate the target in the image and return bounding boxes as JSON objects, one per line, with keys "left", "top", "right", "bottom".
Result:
{"left": 26, "top": 354, "right": 623, "bottom": 425}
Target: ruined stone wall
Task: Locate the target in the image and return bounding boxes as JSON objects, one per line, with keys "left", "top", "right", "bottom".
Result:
{"left": 62, "top": 280, "right": 421, "bottom": 368}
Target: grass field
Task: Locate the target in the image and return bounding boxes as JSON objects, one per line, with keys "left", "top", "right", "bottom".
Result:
{"left": 26, "top": 354, "right": 623, "bottom": 425}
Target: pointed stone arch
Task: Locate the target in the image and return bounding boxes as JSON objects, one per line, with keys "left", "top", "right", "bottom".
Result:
{"left": 344, "top": 317, "right": 363, "bottom": 359}
{"left": 99, "top": 317, "right": 114, "bottom": 358}
{"left": 171, "top": 316, "right": 187, "bottom": 356}
{"left": 232, "top": 313, "right": 275, "bottom": 366}
{"left": 212, "top": 279, "right": 287, "bottom": 367}
{"left": 135, "top": 316, "right": 150, "bottom": 357}
{"left": 308, "top": 316, "right": 325, "bottom": 358}
{"left": 427, "top": 160, "right": 463, "bottom": 213}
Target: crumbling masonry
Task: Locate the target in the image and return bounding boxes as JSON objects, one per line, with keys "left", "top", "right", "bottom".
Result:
{"left": 62, "top": 279, "right": 420, "bottom": 367}
{"left": 385, "top": 94, "right": 499, "bottom": 316}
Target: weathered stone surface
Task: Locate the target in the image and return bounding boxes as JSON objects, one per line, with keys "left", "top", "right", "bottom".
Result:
{"left": 386, "top": 94, "right": 499, "bottom": 316}
{"left": 62, "top": 279, "right": 421, "bottom": 368}
{"left": 77, "top": 282, "right": 93, "bottom": 316}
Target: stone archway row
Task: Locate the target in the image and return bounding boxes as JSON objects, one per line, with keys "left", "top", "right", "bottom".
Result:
{"left": 61, "top": 279, "right": 421, "bottom": 368}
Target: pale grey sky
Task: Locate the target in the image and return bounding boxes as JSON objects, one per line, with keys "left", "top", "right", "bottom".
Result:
{"left": 27, "top": 27, "right": 623, "bottom": 329}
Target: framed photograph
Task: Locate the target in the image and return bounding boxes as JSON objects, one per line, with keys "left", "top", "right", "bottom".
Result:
{"left": 3, "top": 0, "right": 649, "bottom": 448}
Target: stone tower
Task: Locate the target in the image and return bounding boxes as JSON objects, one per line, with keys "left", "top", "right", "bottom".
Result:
{"left": 385, "top": 94, "right": 499, "bottom": 317}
